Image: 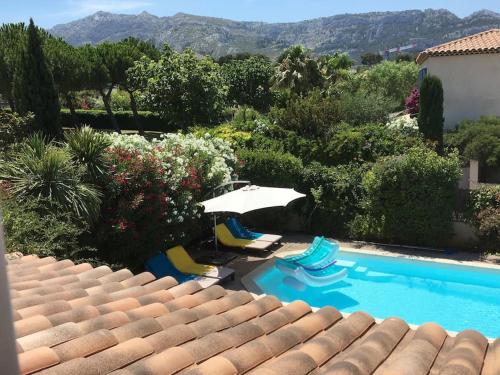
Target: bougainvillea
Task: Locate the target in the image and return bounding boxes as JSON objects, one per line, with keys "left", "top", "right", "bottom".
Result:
{"left": 405, "top": 87, "right": 420, "bottom": 117}
{"left": 95, "top": 132, "right": 236, "bottom": 268}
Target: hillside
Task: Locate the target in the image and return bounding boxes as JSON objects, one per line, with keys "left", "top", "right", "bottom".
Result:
{"left": 49, "top": 9, "right": 500, "bottom": 59}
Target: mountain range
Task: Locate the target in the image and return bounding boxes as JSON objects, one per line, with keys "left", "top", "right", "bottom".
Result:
{"left": 49, "top": 9, "right": 500, "bottom": 60}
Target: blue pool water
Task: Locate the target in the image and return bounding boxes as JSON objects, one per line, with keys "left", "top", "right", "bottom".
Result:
{"left": 254, "top": 251, "right": 500, "bottom": 337}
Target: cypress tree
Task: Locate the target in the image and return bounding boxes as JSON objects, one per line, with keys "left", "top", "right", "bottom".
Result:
{"left": 418, "top": 74, "right": 444, "bottom": 152}
{"left": 15, "top": 19, "right": 61, "bottom": 138}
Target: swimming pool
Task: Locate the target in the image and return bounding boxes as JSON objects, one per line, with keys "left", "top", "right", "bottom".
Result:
{"left": 250, "top": 250, "right": 500, "bottom": 337}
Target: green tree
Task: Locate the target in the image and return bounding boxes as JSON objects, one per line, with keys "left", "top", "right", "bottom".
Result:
{"left": 119, "top": 38, "right": 160, "bottom": 134}
{"left": 273, "top": 45, "right": 323, "bottom": 95}
{"left": 221, "top": 56, "right": 273, "bottom": 111}
{"left": 361, "top": 52, "right": 383, "bottom": 66}
{"left": 318, "top": 52, "right": 354, "bottom": 83}
{"left": 14, "top": 19, "right": 61, "bottom": 139}
{"left": 44, "top": 38, "right": 90, "bottom": 126}
{"left": 81, "top": 44, "right": 120, "bottom": 132}
{"left": 419, "top": 75, "right": 444, "bottom": 152}
{"left": 361, "top": 61, "right": 419, "bottom": 105}
{"left": 0, "top": 134, "right": 101, "bottom": 223}
{"left": 0, "top": 23, "right": 28, "bottom": 111}
{"left": 128, "top": 48, "right": 227, "bottom": 128}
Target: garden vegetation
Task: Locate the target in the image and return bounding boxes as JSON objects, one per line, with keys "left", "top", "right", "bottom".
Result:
{"left": 0, "top": 19, "right": 497, "bottom": 268}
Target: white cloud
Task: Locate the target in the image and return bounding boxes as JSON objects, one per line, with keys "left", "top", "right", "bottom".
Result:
{"left": 63, "top": 0, "right": 154, "bottom": 17}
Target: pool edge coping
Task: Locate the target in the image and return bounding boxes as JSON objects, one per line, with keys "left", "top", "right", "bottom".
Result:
{"left": 240, "top": 246, "right": 498, "bottom": 342}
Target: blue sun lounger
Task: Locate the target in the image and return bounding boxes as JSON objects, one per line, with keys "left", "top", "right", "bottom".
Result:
{"left": 145, "top": 252, "right": 218, "bottom": 288}
{"left": 225, "top": 217, "right": 282, "bottom": 244}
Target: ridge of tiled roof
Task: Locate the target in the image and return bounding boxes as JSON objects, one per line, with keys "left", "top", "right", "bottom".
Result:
{"left": 5, "top": 254, "right": 500, "bottom": 375}
{"left": 416, "top": 28, "right": 500, "bottom": 64}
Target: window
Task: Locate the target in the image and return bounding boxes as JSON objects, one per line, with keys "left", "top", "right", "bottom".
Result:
{"left": 418, "top": 68, "right": 428, "bottom": 85}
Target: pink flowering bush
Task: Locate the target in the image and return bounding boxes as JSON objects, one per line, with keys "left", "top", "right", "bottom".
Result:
{"left": 95, "top": 133, "right": 235, "bottom": 268}
{"left": 405, "top": 87, "right": 420, "bottom": 117}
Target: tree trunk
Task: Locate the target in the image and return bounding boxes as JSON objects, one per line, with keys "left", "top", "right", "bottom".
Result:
{"left": 7, "top": 96, "right": 15, "bottom": 112}
{"left": 127, "top": 89, "right": 144, "bottom": 135}
{"left": 65, "top": 93, "right": 79, "bottom": 128}
{"left": 99, "top": 87, "right": 121, "bottom": 134}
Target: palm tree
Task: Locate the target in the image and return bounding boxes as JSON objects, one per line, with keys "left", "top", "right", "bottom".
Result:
{"left": 273, "top": 45, "right": 323, "bottom": 95}
{"left": 0, "top": 134, "right": 102, "bottom": 223}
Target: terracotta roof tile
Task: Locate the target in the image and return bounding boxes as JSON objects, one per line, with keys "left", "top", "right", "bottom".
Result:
{"left": 417, "top": 29, "right": 500, "bottom": 63}
{"left": 85, "top": 282, "right": 124, "bottom": 296}
{"left": 5, "top": 254, "right": 499, "bottom": 375}
{"left": 78, "top": 337, "right": 154, "bottom": 373}
{"left": 18, "top": 347, "right": 60, "bottom": 375}
{"left": 120, "top": 271, "right": 155, "bottom": 288}
{"left": 482, "top": 339, "right": 500, "bottom": 375}
{"left": 52, "top": 329, "right": 118, "bottom": 361}
{"left": 111, "top": 317, "right": 163, "bottom": 342}
{"left": 78, "top": 311, "right": 131, "bottom": 334}
{"left": 144, "top": 323, "right": 197, "bottom": 352}
{"left": 125, "top": 346, "right": 195, "bottom": 374}
{"left": 184, "top": 356, "right": 238, "bottom": 375}
{"left": 125, "top": 302, "right": 169, "bottom": 320}
{"left": 155, "top": 307, "right": 198, "bottom": 329}
{"left": 17, "top": 322, "right": 83, "bottom": 351}
{"left": 136, "top": 289, "right": 174, "bottom": 305}
{"left": 15, "top": 315, "right": 53, "bottom": 338}
{"left": 17, "top": 300, "right": 73, "bottom": 320}
{"left": 97, "top": 268, "right": 133, "bottom": 284}
{"left": 77, "top": 265, "right": 113, "bottom": 280}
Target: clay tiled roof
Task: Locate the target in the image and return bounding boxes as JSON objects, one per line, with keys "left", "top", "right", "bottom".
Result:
{"left": 416, "top": 29, "right": 500, "bottom": 64}
{"left": 6, "top": 254, "right": 500, "bottom": 375}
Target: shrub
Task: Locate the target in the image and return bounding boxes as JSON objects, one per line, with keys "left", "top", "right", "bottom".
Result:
{"left": 0, "top": 196, "right": 93, "bottom": 259}
{"left": 419, "top": 75, "right": 444, "bottom": 151}
{"left": 361, "top": 61, "right": 419, "bottom": 106}
{"left": 323, "top": 123, "right": 423, "bottom": 165}
{"left": 190, "top": 123, "right": 252, "bottom": 149}
{"left": 94, "top": 133, "right": 236, "bottom": 269}
{"left": 0, "top": 109, "right": 34, "bottom": 151}
{"left": 60, "top": 109, "right": 174, "bottom": 132}
{"left": 444, "top": 116, "right": 500, "bottom": 167}
{"left": 65, "top": 126, "right": 111, "bottom": 182}
{"left": 110, "top": 89, "right": 132, "bottom": 111}
{"left": 351, "top": 146, "right": 461, "bottom": 246}
{"left": 335, "top": 89, "right": 397, "bottom": 126}
{"left": 0, "top": 134, "right": 101, "bottom": 223}
{"left": 222, "top": 56, "right": 273, "bottom": 111}
{"left": 269, "top": 90, "right": 340, "bottom": 138}
{"left": 236, "top": 149, "right": 303, "bottom": 188}
{"left": 128, "top": 49, "right": 227, "bottom": 128}
{"left": 467, "top": 186, "right": 500, "bottom": 253}
{"left": 301, "top": 162, "right": 367, "bottom": 235}
{"left": 405, "top": 87, "right": 420, "bottom": 116}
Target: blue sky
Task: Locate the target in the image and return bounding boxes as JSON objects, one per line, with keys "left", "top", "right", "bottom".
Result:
{"left": 1, "top": 0, "right": 499, "bottom": 28}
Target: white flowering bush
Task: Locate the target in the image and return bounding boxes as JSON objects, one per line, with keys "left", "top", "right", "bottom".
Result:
{"left": 387, "top": 114, "right": 420, "bottom": 136}
{"left": 96, "top": 132, "right": 236, "bottom": 267}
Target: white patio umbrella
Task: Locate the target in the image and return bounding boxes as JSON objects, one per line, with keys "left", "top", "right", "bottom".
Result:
{"left": 201, "top": 185, "right": 306, "bottom": 254}
{"left": 202, "top": 185, "right": 306, "bottom": 214}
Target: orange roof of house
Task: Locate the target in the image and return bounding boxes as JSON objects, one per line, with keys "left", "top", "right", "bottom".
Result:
{"left": 417, "top": 28, "right": 500, "bottom": 64}
{"left": 6, "top": 253, "right": 500, "bottom": 375}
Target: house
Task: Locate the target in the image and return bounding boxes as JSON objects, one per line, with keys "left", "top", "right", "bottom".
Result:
{"left": 416, "top": 29, "right": 500, "bottom": 130}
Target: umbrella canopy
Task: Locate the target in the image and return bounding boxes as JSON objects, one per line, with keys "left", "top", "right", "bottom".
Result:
{"left": 202, "top": 185, "right": 306, "bottom": 214}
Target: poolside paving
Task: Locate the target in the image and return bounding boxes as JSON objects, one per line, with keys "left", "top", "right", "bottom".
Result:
{"left": 6, "top": 251, "right": 500, "bottom": 375}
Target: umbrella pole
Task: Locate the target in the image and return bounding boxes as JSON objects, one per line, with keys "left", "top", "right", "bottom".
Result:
{"left": 213, "top": 213, "right": 218, "bottom": 254}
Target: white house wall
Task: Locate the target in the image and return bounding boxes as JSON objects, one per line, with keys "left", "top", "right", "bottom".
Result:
{"left": 422, "top": 53, "right": 500, "bottom": 130}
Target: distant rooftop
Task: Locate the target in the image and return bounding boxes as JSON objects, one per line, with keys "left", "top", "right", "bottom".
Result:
{"left": 417, "top": 28, "right": 500, "bottom": 63}
{"left": 6, "top": 254, "right": 500, "bottom": 375}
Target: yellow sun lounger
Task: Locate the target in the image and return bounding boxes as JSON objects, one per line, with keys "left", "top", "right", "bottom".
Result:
{"left": 166, "top": 245, "right": 234, "bottom": 280}
{"left": 215, "top": 224, "right": 274, "bottom": 251}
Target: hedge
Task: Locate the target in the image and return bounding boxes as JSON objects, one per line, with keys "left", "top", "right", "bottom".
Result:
{"left": 60, "top": 109, "right": 179, "bottom": 132}
{"left": 351, "top": 146, "right": 462, "bottom": 246}
{"left": 236, "top": 149, "right": 303, "bottom": 188}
